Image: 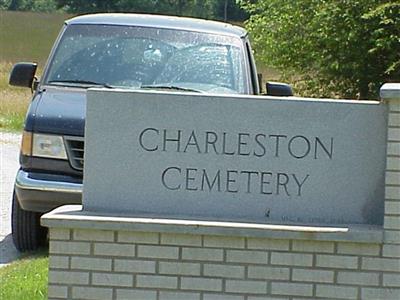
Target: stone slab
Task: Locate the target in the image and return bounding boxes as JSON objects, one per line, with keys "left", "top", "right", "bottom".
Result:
{"left": 84, "top": 90, "right": 388, "bottom": 225}
{"left": 41, "top": 205, "right": 384, "bottom": 243}
{"left": 380, "top": 83, "right": 400, "bottom": 101}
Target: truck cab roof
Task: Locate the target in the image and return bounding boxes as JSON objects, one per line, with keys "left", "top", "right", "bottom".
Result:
{"left": 65, "top": 13, "right": 247, "bottom": 38}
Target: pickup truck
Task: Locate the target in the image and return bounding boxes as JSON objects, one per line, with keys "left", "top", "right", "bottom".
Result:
{"left": 9, "top": 13, "right": 292, "bottom": 251}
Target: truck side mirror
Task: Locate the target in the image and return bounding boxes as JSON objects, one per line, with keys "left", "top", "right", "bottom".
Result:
{"left": 266, "top": 81, "right": 293, "bottom": 96}
{"left": 9, "top": 62, "right": 37, "bottom": 88}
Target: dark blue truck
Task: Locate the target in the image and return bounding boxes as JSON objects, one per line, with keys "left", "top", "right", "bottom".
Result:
{"left": 9, "top": 13, "right": 292, "bottom": 251}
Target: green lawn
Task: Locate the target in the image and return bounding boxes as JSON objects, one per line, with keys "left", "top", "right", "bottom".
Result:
{"left": 0, "top": 11, "right": 70, "bottom": 131}
{"left": 0, "top": 61, "right": 36, "bottom": 131}
{"left": 0, "top": 253, "right": 49, "bottom": 300}
{"left": 0, "top": 11, "right": 70, "bottom": 64}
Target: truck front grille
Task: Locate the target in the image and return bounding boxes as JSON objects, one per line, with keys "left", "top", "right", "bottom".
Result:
{"left": 65, "top": 136, "right": 84, "bottom": 171}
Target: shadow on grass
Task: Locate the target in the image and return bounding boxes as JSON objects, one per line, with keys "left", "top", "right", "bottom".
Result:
{"left": 0, "top": 234, "right": 21, "bottom": 266}
{"left": 0, "top": 233, "right": 48, "bottom": 266}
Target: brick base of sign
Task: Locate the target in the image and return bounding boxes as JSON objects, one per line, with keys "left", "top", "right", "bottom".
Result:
{"left": 42, "top": 208, "right": 400, "bottom": 300}
{"left": 43, "top": 90, "right": 400, "bottom": 300}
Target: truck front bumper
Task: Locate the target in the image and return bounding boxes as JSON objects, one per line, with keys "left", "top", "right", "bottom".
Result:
{"left": 14, "top": 169, "right": 82, "bottom": 212}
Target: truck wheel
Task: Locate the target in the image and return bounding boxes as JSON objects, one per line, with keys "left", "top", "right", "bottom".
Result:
{"left": 11, "top": 192, "right": 46, "bottom": 252}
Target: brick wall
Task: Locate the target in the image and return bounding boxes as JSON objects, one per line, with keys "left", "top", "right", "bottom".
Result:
{"left": 385, "top": 99, "right": 400, "bottom": 251}
{"left": 46, "top": 226, "right": 399, "bottom": 300}
{"left": 43, "top": 90, "right": 400, "bottom": 300}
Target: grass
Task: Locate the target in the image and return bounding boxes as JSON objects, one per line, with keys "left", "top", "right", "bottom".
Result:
{"left": 0, "top": 61, "right": 35, "bottom": 131}
{"left": 0, "top": 11, "right": 70, "bottom": 64}
{"left": 0, "top": 11, "right": 70, "bottom": 131}
{"left": 0, "top": 252, "right": 49, "bottom": 300}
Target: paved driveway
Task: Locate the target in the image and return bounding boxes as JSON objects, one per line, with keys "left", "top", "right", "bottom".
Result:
{"left": 0, "top": 131, "right": 22, "bottom": 266}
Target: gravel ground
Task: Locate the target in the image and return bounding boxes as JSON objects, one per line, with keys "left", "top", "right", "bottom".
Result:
{"left": 0, "top": 131, "right": 22, "bottom": 266}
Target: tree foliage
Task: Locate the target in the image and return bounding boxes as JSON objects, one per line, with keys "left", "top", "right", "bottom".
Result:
{"left": 2, "top": 0, "right": 56, "bottom": 12}
{"left": 53, "top": 0, "right": 247, "bottom": 21}
{"left": 1, "top": 0, "right": 247, "bottom": 21}
{"left": 241, "top": 0, "right": 400, "bottom": 99}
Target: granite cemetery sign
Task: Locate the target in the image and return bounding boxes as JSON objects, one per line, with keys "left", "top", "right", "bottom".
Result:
{"left": 83, "top": 90, "right": 387, "bottom": 226}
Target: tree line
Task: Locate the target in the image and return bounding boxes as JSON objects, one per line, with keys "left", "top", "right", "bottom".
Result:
{"left": 1, "top": 0, "right": 248, "bottom": 21}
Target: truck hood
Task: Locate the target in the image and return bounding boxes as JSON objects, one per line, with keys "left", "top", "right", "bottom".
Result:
{"left": 33, "top": 86, "right": 86, "bottom": 136}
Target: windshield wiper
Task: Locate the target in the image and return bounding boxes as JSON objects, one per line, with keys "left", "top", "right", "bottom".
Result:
{"left": 48, "top": 80, "right": 114, "bottom": 88}
{"left": 140, "top": 85, "right": 202, "bottom": 93}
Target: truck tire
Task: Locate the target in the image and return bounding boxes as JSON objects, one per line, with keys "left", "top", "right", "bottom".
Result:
{"left": 11, "top": 192, "right": 46, "bottom": 252}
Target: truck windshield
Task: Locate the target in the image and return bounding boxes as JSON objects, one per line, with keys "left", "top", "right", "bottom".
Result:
{"left": 44, "top": 24, "right": 248, "bottom": 94}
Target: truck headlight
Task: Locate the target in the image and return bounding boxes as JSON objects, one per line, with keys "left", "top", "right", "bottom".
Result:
{"left": 32, "top": 133, "right": 68, "bottom": 160}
